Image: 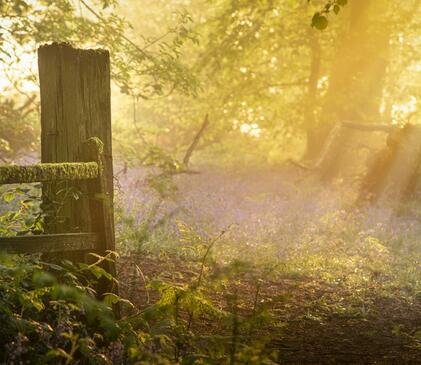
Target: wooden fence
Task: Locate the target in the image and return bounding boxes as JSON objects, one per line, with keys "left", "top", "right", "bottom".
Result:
{"left": 0, "top": 43, "right": 116, "bottom": 296}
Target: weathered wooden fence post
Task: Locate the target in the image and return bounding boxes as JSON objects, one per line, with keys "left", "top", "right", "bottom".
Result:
{"left": 38, "top": 43, "right": 116, "bottom": 294}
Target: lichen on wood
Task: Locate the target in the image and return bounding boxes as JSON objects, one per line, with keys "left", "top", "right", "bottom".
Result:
{"left": 0, "top": 162, "right": 99, "bottom": 184}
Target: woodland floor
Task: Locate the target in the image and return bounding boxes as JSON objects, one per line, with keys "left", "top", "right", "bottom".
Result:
{"left": 116, "top": 167, "right": 421, "bottom": 364}
{"left": 118, "top": 252, "right": 421, "bottom": 364}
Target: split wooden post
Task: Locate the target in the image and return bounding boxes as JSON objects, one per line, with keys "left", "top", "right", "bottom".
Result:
{"left": 38, "top": 43, "right": 117, "bottom": 295}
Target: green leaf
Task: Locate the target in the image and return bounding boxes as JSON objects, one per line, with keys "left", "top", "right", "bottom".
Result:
{"left": 46, "top": 348, "right": 73, "bottom": 362}
{"left": 33, "top": 270, "right": 57, "bottom": 287}
{"left": 333, "top": 5, "right": 340, "bottom": 14}
{"left": 3, "top": 191, "right": 15, "bottom": 203}
{"left": 52, "top": 284, "right": 81, "bottom": 301}
{"left": 312, "top": 13, "right": 329, "bottom": 30}
{"left": 103, "top": 292, "right": 120, "bottom": 305}
{"left": 103, "top": 293, "right": 134, "bottom": 308}
{"left": 90, "top": 265, "right": 113, "bottom": 281}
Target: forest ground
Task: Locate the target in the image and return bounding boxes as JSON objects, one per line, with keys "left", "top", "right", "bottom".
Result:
{"left": 116, "top": 166, "right": 421, "bottom": 364}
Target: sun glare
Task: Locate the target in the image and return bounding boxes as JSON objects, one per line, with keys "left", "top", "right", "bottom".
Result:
{"left": 0, "top": 23, "right": 38, "bottom": 93}
{"left": 392, "top": 96, "right": 418, "bottom": 123}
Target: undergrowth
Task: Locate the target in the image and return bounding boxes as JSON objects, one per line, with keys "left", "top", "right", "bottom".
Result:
{"left": 1, "top": 171, "right": 421, "bottom": 364}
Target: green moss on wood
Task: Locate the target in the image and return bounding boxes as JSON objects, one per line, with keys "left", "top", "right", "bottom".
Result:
{"left": 0, "top": 162, "right": 99, "bottom": 184}
{"left": 83, "top": 137, "right": 104, "bottom": 173}
{"left": 86, "top": 137, "right": 104, "bottom": 155}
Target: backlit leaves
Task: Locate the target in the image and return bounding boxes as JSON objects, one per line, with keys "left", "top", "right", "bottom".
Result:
{"left": 310, "top": 0, "right": 348, "bottom": 30}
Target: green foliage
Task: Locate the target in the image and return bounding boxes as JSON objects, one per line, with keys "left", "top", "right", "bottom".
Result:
{"left": 0, "top": 0, "right": 199, "bottom": 159}
{"left": 0, "top": 252, "right": 125, "bottom": 364}
{"left": 312, "top": 12, "right": 329, "bottom": 30}
{"left": 0, "top": 225, "right": 279, "bottom": 364}
{"left": 0, "top": 97, "right": 38, "bottom": 160}
{"left": 114, "top": 0, "right": 420, "bottom": 167}
{"left": 119, "top": 0, "right": 337, "bottom": 166}
{"left": 126, "top": 223, "right": 279, "bottom": 365}
{"left": 310, "top": 0, "right": 348, "bottom": 30}
{"left": 0, "top": 0, "right": 198, "bottom": 99}
{"left": 0, "top": 184, "right": 43, "bottom": 236}
{"left": 2, "top": 190, "right": 421, "bottom": 363}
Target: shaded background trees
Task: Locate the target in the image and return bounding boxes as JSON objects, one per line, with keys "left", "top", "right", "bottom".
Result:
{"left": 1, "top": 0, "right": 420, "bottom": 168}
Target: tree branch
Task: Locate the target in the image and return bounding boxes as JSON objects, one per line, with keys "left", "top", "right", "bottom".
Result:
{"left": 182, "top": 114, "right": 210, "bottom": 166}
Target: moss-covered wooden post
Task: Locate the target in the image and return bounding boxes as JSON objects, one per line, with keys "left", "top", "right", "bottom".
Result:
{"left": 38, "top": 43, "right": 117, "bottom": 296}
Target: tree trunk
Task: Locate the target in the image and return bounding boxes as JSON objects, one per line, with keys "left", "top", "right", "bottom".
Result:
{"left": 303, "top": 29, "right": 322, "bottom": 161}
{"left": 313, "top": 0, "right": 391, "bottom": 180}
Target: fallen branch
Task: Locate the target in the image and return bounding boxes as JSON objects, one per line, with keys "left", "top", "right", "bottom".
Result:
{"left": 183, "top": 114, "right": 210, "bottom": 166}
{"left": 342, "top": 121, "right": 396, "bottom": 133}
{"left": 285, "top": 158, "right": 312, "bottom": 170}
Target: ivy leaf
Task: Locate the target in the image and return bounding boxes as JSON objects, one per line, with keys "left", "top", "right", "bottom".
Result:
{"left": 333, "top": 5, "right": 341, "bottom": 14}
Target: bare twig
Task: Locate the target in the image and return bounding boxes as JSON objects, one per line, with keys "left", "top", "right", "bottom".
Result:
{"left": 79, "top": 0, "right": 151, "bottom": 59}
{"left": 285, "top": 158, "right": 312, "bottom": 170}
{"left": 135, "top": 264, "right": 150, "bottom": 304}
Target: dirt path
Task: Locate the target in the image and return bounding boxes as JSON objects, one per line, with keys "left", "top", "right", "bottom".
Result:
{"left": 118, "top": 252, "right": 421, "bottom": 364}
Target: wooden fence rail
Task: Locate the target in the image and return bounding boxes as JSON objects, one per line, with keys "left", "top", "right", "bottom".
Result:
{"left": 0, "top": 233, "right": 99, "bottom": 253}
{"left": 0, "top": 162, "right": 99, "bottom": 184}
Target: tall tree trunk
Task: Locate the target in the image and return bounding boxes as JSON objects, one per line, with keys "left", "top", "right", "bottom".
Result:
{"left": 322, "top": 0, "right": 372, "bottom": 122}
{"left": 313, "top": 0, "right": 392, "bottom": 179}
{"left": 303, "top": 29, "right": 322, "bottom": 161}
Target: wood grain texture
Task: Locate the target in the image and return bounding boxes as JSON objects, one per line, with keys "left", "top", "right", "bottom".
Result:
{"left": 0, "top": 233, "right": 99, "bottom": 253}
{"left": 38, "top": 43, "right": 117, "bottom": 300}
{"left": 38, "top": 43, "right": 114, "bottom": 238}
